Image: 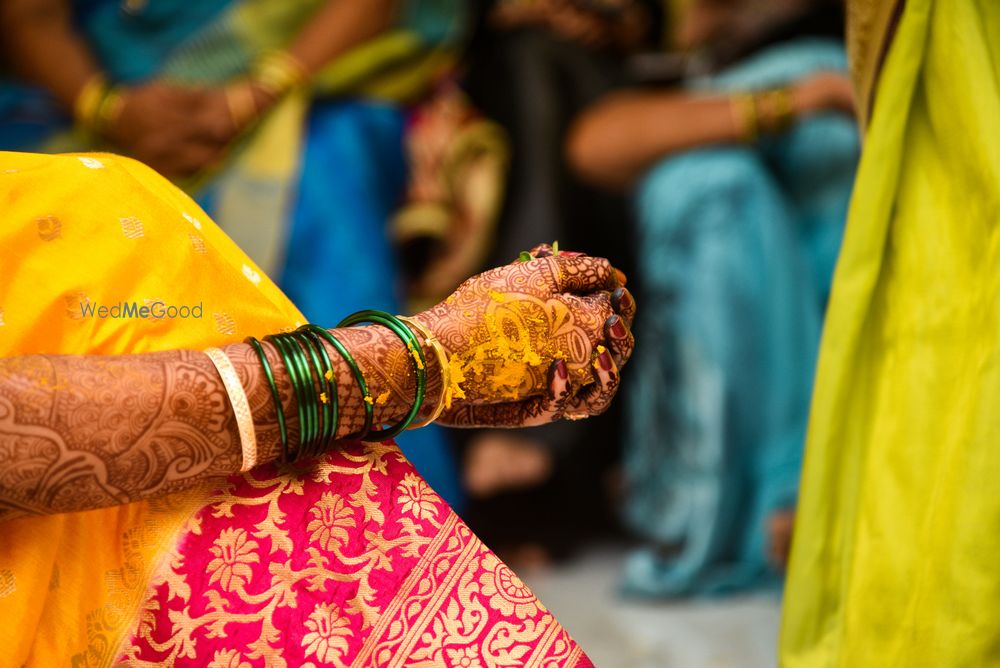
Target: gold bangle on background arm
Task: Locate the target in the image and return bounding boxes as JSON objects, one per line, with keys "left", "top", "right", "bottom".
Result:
{"left": 251, "top": 49, "right": 309, "bottom": 99}
{"left": 73, "top": 73, "right": 109, "bottom": 132}
{"left": 759, "top": 87, "right": 794, "bottom": 134}
{"left": 97, "top": 86, "right": 125, "bottom": 130}
{"left": 204, "top": 347, "right": 259, "bottom": 471}
{"left": 731, "top": 92, "right": 759, "bottom": 143}
{"left": 398, "top": 316, "right": 451, "bottom": 428}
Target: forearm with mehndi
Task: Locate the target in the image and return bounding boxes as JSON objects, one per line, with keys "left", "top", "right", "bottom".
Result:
{"left": 0, "top": 325, "right": 436, "bottom": 521}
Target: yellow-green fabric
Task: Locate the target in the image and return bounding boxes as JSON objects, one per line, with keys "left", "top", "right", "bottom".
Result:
{"left": 780, "top": 0, "right": 1000, "bottom": 665}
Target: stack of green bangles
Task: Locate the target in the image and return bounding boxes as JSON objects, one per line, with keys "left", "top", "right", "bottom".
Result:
{"left": 245, "top": 309, "right": 428, "bottom": 463}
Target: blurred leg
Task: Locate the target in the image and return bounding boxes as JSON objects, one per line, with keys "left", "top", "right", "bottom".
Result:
{"left": 622, "top": 147, "right": 820, "bottom": 596}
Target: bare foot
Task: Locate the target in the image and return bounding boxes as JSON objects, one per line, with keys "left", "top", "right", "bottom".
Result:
{"left": 767, "top": 509, "right": 796, "bottom": 571}
{"left": 464, "top": 432, "right": 554, "bottom": 498}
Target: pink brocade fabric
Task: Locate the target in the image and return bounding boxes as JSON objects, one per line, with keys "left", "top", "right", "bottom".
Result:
{"left": 116, "top": 441, "right": 593, "bottom": 668}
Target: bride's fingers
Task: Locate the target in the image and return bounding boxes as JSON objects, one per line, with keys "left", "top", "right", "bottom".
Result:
{"left": 528, "top": 243, "right": 554, "bottom": 258}
{"left": 604, "top": 314, "right": 635, "bottom": 369}
{"left": 436, "top": 359, "right": 572, "bottom": 428}
{"left": 563, "top": 348, "right": 620, "bottom": 420}
{"left": 545, "top": 254, "right": 620, "bottom": 294}
{"left": 611, "top": 287, "right": 636, "bottom": 327}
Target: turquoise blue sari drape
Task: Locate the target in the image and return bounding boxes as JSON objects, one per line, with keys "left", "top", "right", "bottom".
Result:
{"left": 623, "top": 39, "right": 858, "bottom": 596}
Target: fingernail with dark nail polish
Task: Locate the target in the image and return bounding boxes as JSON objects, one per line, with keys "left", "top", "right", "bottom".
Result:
{"left": 555, "top": 359, "right": 569, "bottom": 379}
{"left": 535, "top": 249, "right": 553, "bottom": 258}
{"left": 598, "top": 351, "right": 613, "bottom": 371}
{"left": 609, "top": 316, "right": 627, "bottom": 339}
{"left": 620, "top": 290, "right": 635, "bottom": 312}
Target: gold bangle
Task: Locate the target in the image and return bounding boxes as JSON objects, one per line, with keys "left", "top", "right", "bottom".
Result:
{"left": 251, "top": 49, "right": 309, "bottom": 99}
{"left": 397, "top": 316, "right": 451, "bottom": 428}
{"left": 760, "top": 87, "right": 794, "bottom": 133}
{"left": 97, "top": 86, "right": 125, "bottom": 130}
{"left": 204, "top": 347, "right": 259, "bottom": 471}
{"left": 224, "top": 80, "right": 258, "bottom": 130}
{"left": 73, "top": 73, "right": 109, "bottom": 132}
{"left": 731, "top": 92, "right": 759, "bottom": 143}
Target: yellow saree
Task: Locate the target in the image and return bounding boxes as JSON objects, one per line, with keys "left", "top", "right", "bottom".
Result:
{"left": 781, "top": 0, "right": 1000, "bottom": 665}
{"left": 0, "top": 151, "right": 592, "bottom": 667}
{"left": 0, "top": 151, "right": 305, "bottom": 665}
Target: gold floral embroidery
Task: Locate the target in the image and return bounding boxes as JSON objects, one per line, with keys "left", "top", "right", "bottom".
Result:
{"left": 190, "top": 234, "right": 208, "bottom": 254}
{"left": 119, "top": 216, "right": 144, "bottom": 239}
{"left": 36, "top": 214, "right": 61, "bottom": 241}
{"left": 206, "top": 528, "right": 259, "bottom": 591}
{"left": 479, "top": 553, "right": 545, "bottom": 620}
{"left": 397, "top": 473, "right": 438, "bottom": 521}
{"left": 207, "top": 648, "right": 252, "bottom": 668}
{"left": 0, "top": 307, "right": 5, "bottom": 327}
{"left": 0, "top": 569, "right": 15, "bottom": 598}
{"left": 307, "top": 492, "right": 355, "bottom": 551}
{"left": 65, "top": 291, "right": 91, "bottom": 320}
{"left": 446, "top": 646, "right": 483, "bottom": 668}
{"left": 302, "top": 602, "right": 353, "bottom": 665}
{"left": 214, "top": 312, "right": 237, "bottom": 336}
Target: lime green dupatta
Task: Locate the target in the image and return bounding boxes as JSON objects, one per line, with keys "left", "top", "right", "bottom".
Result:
{"left": 781, "top": 1, "right": 1000, "bottom": 665}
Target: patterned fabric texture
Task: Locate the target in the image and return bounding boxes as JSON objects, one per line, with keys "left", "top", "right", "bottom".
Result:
{"left": 118, "top": 440, "right": 591, "bottom": 667}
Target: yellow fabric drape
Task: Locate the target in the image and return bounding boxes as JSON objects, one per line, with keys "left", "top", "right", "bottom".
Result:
{"left": 0, "top": 151, "right": 304, "bottom": 666}
{"left": 780, "top": 0, "right": 1000, "bottom": 665}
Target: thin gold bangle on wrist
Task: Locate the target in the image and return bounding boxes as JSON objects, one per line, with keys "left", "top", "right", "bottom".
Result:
{"left": 73, "top": 73, "right": 109, "bottom": 132}
{"left": 731, "top": 92, "right": 759, "bottom": 143}
{"left": 759, "top": 87, "right": 795, "bottom": 134}
{"left": 204, "top": 347, "right": 258, "bottom": 471}
{"left": 398, "top": 316, "right": 451, "bottom": 428}
{"left": 251, "top": 49, "right": 309, "bottom": 100}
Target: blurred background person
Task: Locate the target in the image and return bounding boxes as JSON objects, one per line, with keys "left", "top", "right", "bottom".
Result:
{"left": 568, "top": 0, "right": 859, "bottom": 596}
{"left": 0, "top": 0, "right": 475, "bottom": 505}
{"left": 454, "top": 0, "right": 661, "bottom": 566}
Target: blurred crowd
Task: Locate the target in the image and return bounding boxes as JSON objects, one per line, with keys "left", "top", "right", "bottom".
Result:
{"left": 0, "top": 0, "right": 858, "bottom": 599}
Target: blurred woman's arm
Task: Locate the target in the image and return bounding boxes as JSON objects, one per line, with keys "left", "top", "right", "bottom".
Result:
{"left": 567, "top": 71, "right": 856, "bottom": 189}
{"left": 0, "top": 0, "right": 98, "bottom": 111}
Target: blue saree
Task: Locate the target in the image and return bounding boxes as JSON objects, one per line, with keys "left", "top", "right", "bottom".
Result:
{"left": 623, "top": 39, "right": 859, "bottom": 596}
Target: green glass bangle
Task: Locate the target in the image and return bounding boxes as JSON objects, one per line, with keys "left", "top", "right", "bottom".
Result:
{"left": 298, "top": 329, "right": 337, "bottom": 448}
{"left": 301, "top": 324, "right": 374, "bottom": 440}
{"left": 292, "top": 330, "right": 334, "bottom": 460}
{"left": 265, "top": 333, "right": 312, "bottom": 462}
{"left": 285, "top": 333, "right": 321, "bottom": 459}
{"left": 284, "top": 332, "right": 320, "bottom": 460}
{"left": 337, "top": 310, "right": 427, "bottom": 441}
{"left": 244, "top": 336, "right": 289, "bottom": 462}
{"left": 293, "top": 332, "right": 325, "bottom": 459}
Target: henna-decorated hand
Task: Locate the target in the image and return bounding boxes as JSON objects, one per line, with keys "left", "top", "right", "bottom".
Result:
{"left": 413, "top": 245, "right": 635, "bottom": 428}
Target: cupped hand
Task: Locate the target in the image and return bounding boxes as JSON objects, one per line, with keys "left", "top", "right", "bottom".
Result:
{"left": 414, "top": 245, "right": 636, "bottom": 428}
{"left": 103, "top": 81, "right": 236, "bottom": 180}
